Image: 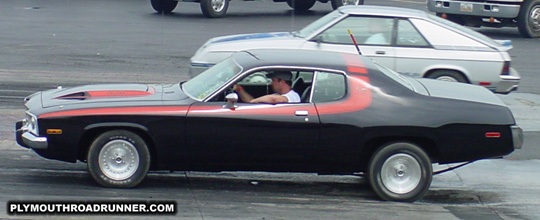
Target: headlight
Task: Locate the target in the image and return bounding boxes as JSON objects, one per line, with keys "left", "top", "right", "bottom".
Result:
{"left": 24, "top": 112, "right": 39, "bottom": 136}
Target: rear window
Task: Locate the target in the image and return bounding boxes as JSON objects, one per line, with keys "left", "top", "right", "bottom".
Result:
{"left": 374, "top": 62, "right": 413, "bottom": 90}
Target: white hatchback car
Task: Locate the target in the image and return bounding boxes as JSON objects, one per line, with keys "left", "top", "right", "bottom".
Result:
{"left": 190, "top": 5, "right": 520, "bottom": 94}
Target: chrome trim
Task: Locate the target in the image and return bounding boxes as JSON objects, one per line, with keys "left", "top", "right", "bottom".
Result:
{"left": 203, "top": 65, "right": 348, "bottom": 103}
{"left": 511, "top": 126, "right": 523, "bottom": 150}
{"left": 22, "top": 132, "right": 48, "bottom": 149}
{"left": 295, "top": 110, "right": 309, "bottom": 116}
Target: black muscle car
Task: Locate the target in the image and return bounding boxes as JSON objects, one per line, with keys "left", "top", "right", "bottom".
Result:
{"left": 16, "top": 49, "right": 522, "bottom": 202}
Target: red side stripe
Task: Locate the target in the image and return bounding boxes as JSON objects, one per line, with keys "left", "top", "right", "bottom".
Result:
{"left": 39, "top": 106, "right": 189, "bottom": 119}
{"left": 316, "top": 75, "right": 372, "bottom": 115}
{"left": 87, "top": 89, "right": 154, "bottom": 97}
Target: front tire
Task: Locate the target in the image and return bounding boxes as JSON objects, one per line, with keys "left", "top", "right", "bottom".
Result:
{"left": 517, "top": 0, "right": 540, "bottom": 38}
{"left": 331, "top": 0, "right": 364, "bottom": 10}
{"left": 287, "top": 0, "right": 316, "bottom": 12}
{"left": 150, "top": 0, "right": 178, "bottom": 14}
{"left": 368, "top": 142, "right": 432, "bottom": 202}
{"left": 88, "top": 130, "right": 150, "bottom": 188}
{"left": 200, "top": 0, "right": 229, "bottom": 18}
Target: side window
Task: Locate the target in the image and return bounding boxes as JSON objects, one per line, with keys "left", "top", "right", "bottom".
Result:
{"left": 316, "top": 16, "right": 393, "bottom": 46}
{"left": 396, "top": 19, "right": 429, "bottom": 47}
{"left": 312, "top": 71, "right": 347, "bottom": 103}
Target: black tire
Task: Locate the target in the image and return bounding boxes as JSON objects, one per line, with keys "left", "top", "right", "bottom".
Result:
{"left": 331, "top": 0, "right": 364, "bottom": 10}
{"left": 150, "top": 0, "right": 178, "bottom": 14}
{"left": 287, "top": 0, "right": 316, "bottom": 12}
{"left": 517, "top": 0, "right": 540, "bottom": 38}
{"left": 368, "top": 142, "right": 432, "bottom": 202}
{"left": 427, "top": 70, "right": 468, "bottom": 83}
{"left": 200, "top": 0, "right": 229, "bottom": 18}
{"left": 87, "top": 130, "right": 150, "bottom": 188}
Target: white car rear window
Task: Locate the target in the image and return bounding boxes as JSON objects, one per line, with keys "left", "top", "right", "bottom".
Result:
{"left": 410, "top": 19, "right": 493, "bottom": 52}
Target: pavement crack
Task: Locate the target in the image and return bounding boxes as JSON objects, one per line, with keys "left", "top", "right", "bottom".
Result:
{"left": 184, "top": 171, "right": 206, "bottom": 220}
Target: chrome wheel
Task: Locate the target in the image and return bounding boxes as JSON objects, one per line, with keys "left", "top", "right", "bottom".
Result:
{"left": 331, "top": 0, "right": 363, "bottom": 9}
{"left": 435, "top": 76, "right": 458, "bottom": 82}
{"left": 201, "top": 0, "right": 229, "bottom": 18}
{"left": 380, "top": 153, "right": 421, "bottom": 194}
{"left": 99, "top": 139, "right": 140, "bottom": 181}
{"left": 211, "top": 0, "right": 226, "bottom": 12}
{"left": 530, "top": 5, "right": 540, "bottom": 31}
{"left": 518, "top": 0, "right": 540, "bottom": 38}
{"left": 368, "top": 142, "right": 432, "bottom": 202}
{"left": 342, "top": 0, "right": 360, "bottom": 6}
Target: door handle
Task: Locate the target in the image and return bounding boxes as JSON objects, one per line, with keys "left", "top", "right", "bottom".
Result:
{"left": 376, "top": 51, "right": 386, "bottom": 55}
{"left": 295, "top": 110, "right": 308, "bottom": 116}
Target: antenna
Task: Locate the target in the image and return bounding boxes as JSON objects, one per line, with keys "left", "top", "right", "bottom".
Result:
{"left": 347, "top": 29, "right": 362, "bottom": 55}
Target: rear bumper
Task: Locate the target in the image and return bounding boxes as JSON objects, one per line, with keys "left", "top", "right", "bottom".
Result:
{"left": 427, "top": 0, "right": 521, "bottom": 18}
{"left": 511, "top": 126, "right": 523, "bottom": 149}
{"left": 15, "top": 121, "right": 48, "bottom": 150}
{"left": 490, "top": 68, "right": 520, "bottom": 94}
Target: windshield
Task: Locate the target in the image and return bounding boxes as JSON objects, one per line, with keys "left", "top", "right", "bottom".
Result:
{"left": 296, "top": 10, "right": 343, "bottom": 38}
{"left": 183, "top": 58, "right": 242, "bottom": 100}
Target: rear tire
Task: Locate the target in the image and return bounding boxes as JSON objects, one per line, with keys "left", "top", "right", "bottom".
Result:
{"left": 88, "top": 130, "right": 150, "bottom": 188}
{"left": 287, "top": 0, "right": 316, "bottom": 12}
{"left": 200, "top": 0, "right": 229, "bottom": 18}
{"left": 517, "top": 0, "right": 540, "bottom": 38}
{"left": 331, "top": 0, "right": 364, "bottom": 10}
{"left": 150, "top": 0, "right": 178, "bottom": 14}
{"left": 427, "top": 70, "right": 468, "bottom": 83}
{"left": 368, "top": 142, "right": 432, "bottom": 202}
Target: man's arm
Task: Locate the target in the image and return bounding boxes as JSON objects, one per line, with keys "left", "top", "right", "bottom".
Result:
{"left": 233, "top": 85, "right": 254, "bottom": 103}
{"left": 251, "top": 94, "right": 288, "bottom": 104}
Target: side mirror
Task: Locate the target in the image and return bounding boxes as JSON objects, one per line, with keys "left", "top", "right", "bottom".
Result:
{"left": 223, "top": 93, "right": 238, "bottom": 109}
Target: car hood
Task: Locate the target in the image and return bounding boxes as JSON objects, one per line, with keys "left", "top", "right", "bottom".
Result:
{"left": 414, "top": 78, "right": 506, "bottom": 107}
{"left": 39, "top": 83, "right": 175, "bottom": 108}
{"left": 191, "top": 32, "right": 304, "bottom": 63}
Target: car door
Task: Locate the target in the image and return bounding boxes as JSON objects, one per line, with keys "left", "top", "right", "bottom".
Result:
{"left": 392, "top": 18, "right": 439, "bottom": 78}
{"left": 300, "top": 15, "right": 396, "bottom": 70}
{"left": 184, "top": 69, "right": 320, "bottom": 168}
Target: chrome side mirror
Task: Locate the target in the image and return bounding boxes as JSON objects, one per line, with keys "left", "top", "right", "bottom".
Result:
{"left": 223, "top": 93, "right": 238, "bottom": 109}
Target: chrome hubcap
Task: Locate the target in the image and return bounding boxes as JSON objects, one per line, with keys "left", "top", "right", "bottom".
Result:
{"left": 212, "top": 0, "right": 226, "bottom": 12}
{"left": 381, "top": 153, "right": 421, "bottom": 194}
{"left": 531, "top": 6, "right": 540, "bottom": 31}
{"left": 436, "top": 76, "right": 458, "bottom": 82}
{"left": 342, "top": 0, "right": 360, "bottom": 5}
{"left": 99, "top": 140, "right": 139, "bottom": 181}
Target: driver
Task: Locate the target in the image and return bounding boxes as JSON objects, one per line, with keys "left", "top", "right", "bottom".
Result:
{"left": 233, "top": 71, "right": 300, "bottom": 103}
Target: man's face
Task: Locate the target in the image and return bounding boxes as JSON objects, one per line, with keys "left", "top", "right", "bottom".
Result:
{"left": 271, "top": 78, "right": 282, "bottom": 93}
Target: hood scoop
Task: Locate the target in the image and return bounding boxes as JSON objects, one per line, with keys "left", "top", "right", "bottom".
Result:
{"left": 55, "top": 86, "right": 156, "bottom": 100}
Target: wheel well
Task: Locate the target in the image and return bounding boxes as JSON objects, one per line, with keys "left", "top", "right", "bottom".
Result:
{"left": 77, "top": 127, "right": 157, "bottom": 166}
{"left": 425, "top": 69, "right": 469, "bottom": 83}
{"left": 360, "top": 136, "right": 440, "bottom": 168}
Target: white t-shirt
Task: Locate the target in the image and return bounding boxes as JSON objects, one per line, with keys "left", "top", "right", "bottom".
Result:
{"left": 364, "top": 33, "right": 387, "bottom": 45}
{"left": 282, "top": 90, "right": 301, "bottom": 103}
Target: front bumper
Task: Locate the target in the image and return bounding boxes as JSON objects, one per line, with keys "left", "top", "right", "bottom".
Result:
{"left": 427, "top": 0, "right": 521, "bottom": 18}
{"left": 15, "top": 121, "right": 48, "bottom": 150}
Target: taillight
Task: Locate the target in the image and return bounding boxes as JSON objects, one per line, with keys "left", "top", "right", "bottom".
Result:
{"left": 501, "top": 61, "right": 510, "bottom": 75}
